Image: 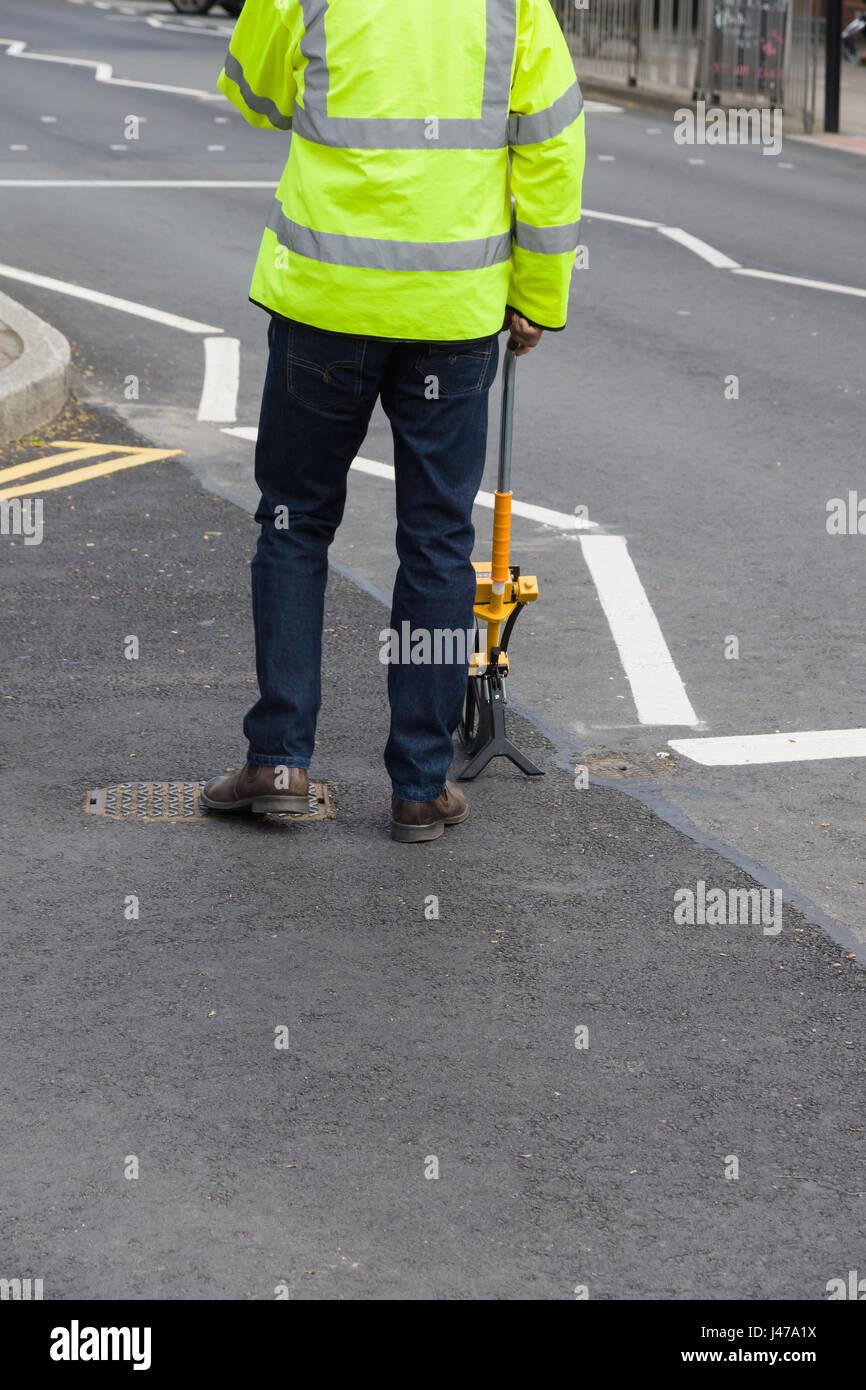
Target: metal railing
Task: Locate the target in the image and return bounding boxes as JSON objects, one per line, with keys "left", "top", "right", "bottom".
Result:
{"left": 554, "top": 0, "right": 821, "bottom": 128}
{"left": 784, "top": 0, "right": 821, "bottom": 133}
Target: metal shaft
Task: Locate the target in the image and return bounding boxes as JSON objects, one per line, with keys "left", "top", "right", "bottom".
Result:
{"left": 498, "top": 340, "right": 518, "bottom": 494}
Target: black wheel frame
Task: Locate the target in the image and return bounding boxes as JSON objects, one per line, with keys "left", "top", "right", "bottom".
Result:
{"left": 459, "top": 674, "right": 488, "bottom": 753}
{"left": 458, "top": 624, "right": 484, "bottom": 751}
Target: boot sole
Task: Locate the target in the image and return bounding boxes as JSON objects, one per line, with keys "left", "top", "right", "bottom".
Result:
{"left": 252, "top": 796, "right": 310, "bottom": 814}
{"left": 391, "top": 807, "right": 470, "bottom": 843}
{"left": 200, "top": 793, "right": 309, "bottom": 815}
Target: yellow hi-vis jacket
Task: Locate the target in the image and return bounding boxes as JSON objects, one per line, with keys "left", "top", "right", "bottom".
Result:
{"left": 218, "top": 0, "right": 585, "bottom": 341}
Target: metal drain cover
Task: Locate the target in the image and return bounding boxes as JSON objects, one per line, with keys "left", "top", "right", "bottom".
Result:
{"left": 84, "top": 781, "right": 334, "bottom": 822}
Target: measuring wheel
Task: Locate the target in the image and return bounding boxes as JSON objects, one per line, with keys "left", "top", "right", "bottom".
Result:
{"left": 457, "top": 340, "right": 544, "bottom": 781}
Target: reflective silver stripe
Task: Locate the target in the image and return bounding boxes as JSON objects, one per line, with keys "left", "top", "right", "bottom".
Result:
{"left": 508, "top": 80, "right": 584, "bottom": 146}
{"left": 292, "top": 107, "right": 507, "bottom": 150}
{"left": 268, "top": 202, "right": 512, "bottom": 272}
{"left": 483, "top": 0, "right": 517, "bottom": 117}
{"left": 297, "top": 0, "right": 330, "bottom": 110}
{"left": 514, "top": 219, "right": 582, "bottom": 255}
{"left": 223, "top": 53, "right": 292, "bottom": 129}
{"left": 292, "top": 0, "right": 517, "bottom": 150}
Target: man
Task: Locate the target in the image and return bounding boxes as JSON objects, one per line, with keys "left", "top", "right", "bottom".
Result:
{"left": 202, "top": 0, "right": 585, "bottom": 841}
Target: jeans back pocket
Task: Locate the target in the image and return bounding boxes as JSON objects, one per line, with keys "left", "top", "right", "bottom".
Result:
{"left": 413, "top": 337, "right": 498, "bottom": 397}
{"left": 286, "top": 321, "right": 364, "bottom": 413}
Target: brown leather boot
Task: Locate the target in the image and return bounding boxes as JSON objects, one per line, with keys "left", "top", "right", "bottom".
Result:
{"left": 201, "top": 761, "right": 309, "bottom": 815}
{"left": 391, "top": 780, "right": 470, "bottom": 842}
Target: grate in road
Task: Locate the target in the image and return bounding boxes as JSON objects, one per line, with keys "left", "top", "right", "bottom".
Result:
{"left": 84, "top": 781, "right": 334, "bottom": 822}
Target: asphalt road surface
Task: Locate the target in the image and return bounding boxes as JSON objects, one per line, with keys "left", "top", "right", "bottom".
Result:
{"left": 1, "top": 0, "right": 864, "bottom": 1302}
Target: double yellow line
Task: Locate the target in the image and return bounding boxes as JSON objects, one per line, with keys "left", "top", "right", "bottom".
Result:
{"left": 0, "top": 441, "right": 182, "bottom": 499}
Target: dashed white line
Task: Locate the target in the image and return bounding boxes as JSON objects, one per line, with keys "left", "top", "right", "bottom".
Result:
{"left": 198, "top": 337, "right": 240, "bottom": 423}
{"left": 670, "top": 729, "right": 866, "bottom": 765}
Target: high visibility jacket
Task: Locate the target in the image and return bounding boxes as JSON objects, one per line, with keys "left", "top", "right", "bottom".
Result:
{"left": 218, "top": 0, "right": 585, "bottom": 341}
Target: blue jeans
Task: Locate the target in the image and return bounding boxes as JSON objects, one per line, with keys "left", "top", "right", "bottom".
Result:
{"left": 244, "top": 315, "right": 500, "bottom": 802}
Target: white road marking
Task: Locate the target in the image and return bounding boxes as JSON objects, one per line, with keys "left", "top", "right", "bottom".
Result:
{"left": 350, "top": 457, "right": 395, "bottom": 482}
{"left": 0, "top": 186, "right": 858, "bottom": 297}
{"left": 0, "top": 181, "right": 278, "bottom": 188}
{"left": 9, "top": 145, "right": 28, "bottom": 152}
{"left": 585, "top": 101, "right": 624, "bottom": 114}
{"left": 582, "top": 208, "right": 661, "bottom": 229}
{"left": 198, "top": 338, "right": 240, "bottom": 423}
{"left": 39, "top": 115, "right": 58, "bottom": 123}
{"left": 579, "top": 535, "right": 700, "bottom": 726}
{"left": 0, "top": 249, "right": 690, "bottom": 728}
{"left": 670, "top": 729, "right": 866, "bottom": 765}
{"left": 597, "top": 155, "right": 616, "bottom": 161}
{"left": 219, "top": 430, "right": 598, "bottom": 532}
{"left": 657, "top": 225, "right": 740, "bottom": 269}
{"left": 731, "top": 266, "right": 866, "bottom": 299}
{"left": 0, "top": 262, "right": 223, "bottom": 335}
{"left": 105, "top": 10, "right": 235, "bottom": 38}
{"left": 222, "top": 426, "right": 258, "bottom": 442}
{"left": 0, "top": 37, "right": 223, "bottom": 101}
{"left": 142, "top": 17, "right": 235, "bottom": 39}
{"left": 476, "top": 490, "right": 597, "bottom": 531}
{"left": 0, "top": 183, "right": 852, "bottom": 736}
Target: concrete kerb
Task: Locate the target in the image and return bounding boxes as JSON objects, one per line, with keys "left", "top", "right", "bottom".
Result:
{"left": 583, "top": 78, "right": 866, "bottom": 140}
{"left": 0, "top": 289, "right": 70, "bottom": 446}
